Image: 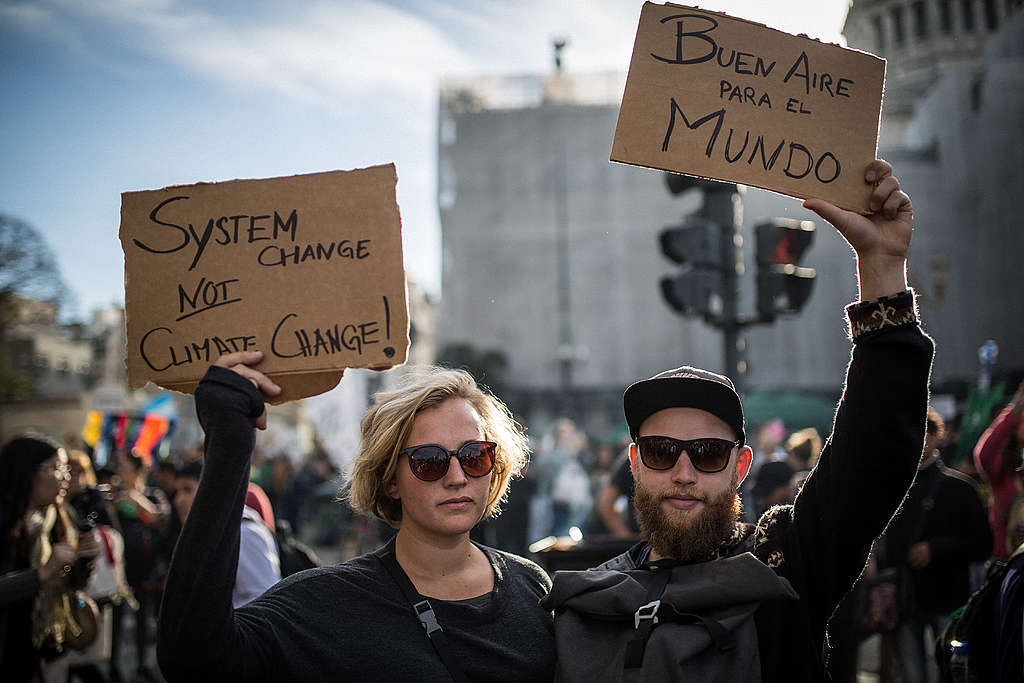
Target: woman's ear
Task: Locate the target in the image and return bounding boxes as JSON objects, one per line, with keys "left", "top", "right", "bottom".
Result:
{"left": 386, "top": 478, "right": 399, "bottom": 499}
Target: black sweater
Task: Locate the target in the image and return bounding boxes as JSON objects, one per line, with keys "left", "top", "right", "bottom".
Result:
{"left": 568, "top": 310, "right": 934, "bottom": 682}
{"left": 157, "top": 368, "right": 556, "bottom": 682}
{"left": 879, "top": 458, "right": 992, "bottom": 616}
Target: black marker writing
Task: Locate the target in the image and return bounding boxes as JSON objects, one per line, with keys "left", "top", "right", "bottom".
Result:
{"left": 662, "top": 97, "right": 841, "bottom": 184}
{"left": 783, "top": 51, "right": 854, "bottom": 98}
{"left": 719, "top": 80, "right": 772, "bottom": 109}
{"left": 132, "top": 195, "right": 299, "bottom": 271}
{"left": 257, "top": 240, "right": 371, "bottom": 268}
{"left": 651, "top": 13, "right": 776, "bottom": 78}
{"left": 139, "top": 327, "right": 256, "bottom": 371}
{"left": 176, "top": 277, "right": 242, "bottom": 321}
{"left": 271, "top": 313, "right": 381, "bottom": 358}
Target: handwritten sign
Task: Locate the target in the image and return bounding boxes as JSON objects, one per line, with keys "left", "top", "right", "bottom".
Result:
{"left": 611, "top": 2, "right": 885, "bottom": 213}
{"left": 120, "top": 164, "right": 409, "bottom": 403}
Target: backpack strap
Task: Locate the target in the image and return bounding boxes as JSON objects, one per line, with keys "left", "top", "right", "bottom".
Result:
{"left": 623, "top": 567, "right": 673, "bottom": 669}
{"left": 374, "top": 538, "right": 468, "bottom": 683}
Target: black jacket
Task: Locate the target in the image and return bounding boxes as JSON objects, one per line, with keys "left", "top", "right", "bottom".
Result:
{"left": 879, "top": 458, "right": 992, "bottom": 616}
{"left": 157, "top": 367, "right": 556, "bottom": 682}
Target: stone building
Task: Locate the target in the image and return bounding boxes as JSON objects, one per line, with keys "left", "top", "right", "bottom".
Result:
{"left": 843, "top": 0, "right": 1024, "bottom": 386}
{"left": 436, "top": 4, "right": 1024, "bottom": 437}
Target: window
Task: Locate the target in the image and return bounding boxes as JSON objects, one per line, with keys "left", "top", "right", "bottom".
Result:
{"left": 891, "top": 6, "right": 907, "bottom": 45}
{"left": 983, "top": 0, "right": 999, "bottom": 29}
{"left": 873, "top": 15, "right": 887, "bottom": 52}
{"left": 939, "top": 0, "right": 954, "bottom": 32}
{"left": 913, "top": 1, "right": 929, "bottom": 38}
{"left": 962, "top": 0, "right": 976, "bottom": 31}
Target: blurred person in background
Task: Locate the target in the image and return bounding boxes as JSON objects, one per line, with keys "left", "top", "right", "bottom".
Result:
{"left": 112, "top": 450, "right": 169, "bottom": 683}
{"left": 784, "top": 428, "right": 822, "bottom": 472}
{"left": 975, "top": 379, "right": 1024, "bottom": 559}
{"left": 581, "top": 442, "right": 622, "bottom": 537}
{"left": 996, "top": 536, "right": 1024, "bottom": 683}
{"left": 594, "top": 450, "right": 641, "bottom": 540}
{"left": 172, "top": 461, "right": 281, "bottom": 607}
{"left": 1, "top": 435, "right": 101, "bottom": 682}
{"left": 879, "top": 408, "right": 991, "bottom": 682}
{"left": 548, "top": 420, "right": 593, "bottom": 536}
{"left": 150, "top": 460, "right": 182, "bottom": 577}
{"left": 741, "top": 419, "right": 788, "bottom": 522}
{"left": 750, "top": 460, "right": 796, "bottom": 519}
{"left": 263, "top": 454, "right": 299, "bottom": 533}
{"left": 66, "top": 451, "right": 136, "bottom": 683}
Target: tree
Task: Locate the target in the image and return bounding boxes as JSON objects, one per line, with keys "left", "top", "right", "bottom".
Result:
{"left": 0, "top": 214, "right": 69, "bottom": 398}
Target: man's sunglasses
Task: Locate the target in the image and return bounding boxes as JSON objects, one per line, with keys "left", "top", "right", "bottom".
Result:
{"left": 636, "top": 435, "right": 739, "bottom": 473}
{"left": 402, "top": 440, "right": 497, "bottom": 482}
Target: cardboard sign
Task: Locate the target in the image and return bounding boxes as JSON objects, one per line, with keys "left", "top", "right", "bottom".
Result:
{"left": 612, "top": 3, "right": 886, "bottom": 213}
{"left": 120, "top": 164, "right": 409, "bottom": 403}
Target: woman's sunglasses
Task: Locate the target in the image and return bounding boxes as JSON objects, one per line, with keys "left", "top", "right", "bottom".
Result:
{"left": 636, "top": 435, "right": 739, "bottom": 473}
{"left": 402, "top": 440, "right": 497, "bottom": 482}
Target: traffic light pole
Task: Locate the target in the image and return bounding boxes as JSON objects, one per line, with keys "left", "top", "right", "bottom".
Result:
{"left": 661, "top": 174, "right": 817, "bottom": 394}
{"left": 702, "top": 186, "right": 747, "bottom": 393}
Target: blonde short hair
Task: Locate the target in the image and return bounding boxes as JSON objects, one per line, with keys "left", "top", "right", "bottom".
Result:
{"left": 784, "top": 428, "right": 823, "bottom": 468}
{"left": 346, "top": 367, "right": 529, "bottom": 527}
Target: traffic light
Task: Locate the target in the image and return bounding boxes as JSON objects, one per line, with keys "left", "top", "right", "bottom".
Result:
{"left": 658, "top": 216, "right": 724, "bottom": 320}
{"left": 659, "top": 217, "right": 721, "bottom": 265}
{"left": 660, "top": 266, "right": 723, "bottom": 320}
{"left": 755, "top": 218, "right": 816, "bottom": 320}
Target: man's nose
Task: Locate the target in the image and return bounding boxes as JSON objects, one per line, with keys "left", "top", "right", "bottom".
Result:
{"left": 670, "top": 451, "right": 699, "bottom": 486}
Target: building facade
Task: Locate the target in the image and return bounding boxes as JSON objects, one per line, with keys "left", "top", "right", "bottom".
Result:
{"left": 437, "top": 5, "right": 1023, "bottom": 435}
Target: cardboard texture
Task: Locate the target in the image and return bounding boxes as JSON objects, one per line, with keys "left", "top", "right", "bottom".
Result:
{"left": 120, "top": 164, "right": 409, "bottom": 403}
{"left": 612, "top": 2, "right": 886, "bottom": 213}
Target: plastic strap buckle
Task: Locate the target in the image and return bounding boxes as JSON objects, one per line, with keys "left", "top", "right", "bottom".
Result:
{"left": 414, "top": 600, "right": 443, "bottom": 635}
{"left": 634, "top": 600, "right": 661, "bottom": 630}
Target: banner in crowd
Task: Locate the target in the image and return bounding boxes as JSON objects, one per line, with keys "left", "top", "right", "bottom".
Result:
{"left": 82, "top": 410, "right": 174, "bottom": 467}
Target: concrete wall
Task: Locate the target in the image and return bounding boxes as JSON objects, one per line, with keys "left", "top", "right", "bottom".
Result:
{"left": 437, "top": 97, "right": 867, "bottom": 404}
{"left": 439, "top": 102, "right": 724, "bottom": 395}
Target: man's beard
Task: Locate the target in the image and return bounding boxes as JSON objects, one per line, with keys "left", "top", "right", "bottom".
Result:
{"left": 633, "top": 474, "right": 742, "bottom": 562}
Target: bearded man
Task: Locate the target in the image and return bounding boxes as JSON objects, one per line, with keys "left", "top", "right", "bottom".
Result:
{"left": 544, "top": 159, "right": 934, "bottom": 682}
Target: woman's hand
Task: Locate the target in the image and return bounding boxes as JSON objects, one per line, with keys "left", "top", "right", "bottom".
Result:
{"left": 39, "top": 542, "right": 76, "bottom": 583}
{"left": 213, "top": 350, "right": 281, "bottom": 430}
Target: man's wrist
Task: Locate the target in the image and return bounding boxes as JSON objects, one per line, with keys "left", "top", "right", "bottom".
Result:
{"left": 846, "top": 289, "right": 918, "bottom": 339}
{"left": 856, "top": 256, "right": 908, "bottom": 302}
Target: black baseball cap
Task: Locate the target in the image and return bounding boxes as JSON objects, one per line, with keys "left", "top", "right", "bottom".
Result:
{"left": 623, "top": 365, "right": 745, "bottom": 445}
{"left": 751, "top": 460, "right": 796, "bottom": 500}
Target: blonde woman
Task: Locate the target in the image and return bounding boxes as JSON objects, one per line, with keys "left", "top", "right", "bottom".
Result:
{"left": 158, "top": 351, "right": 555, "bottom": 682}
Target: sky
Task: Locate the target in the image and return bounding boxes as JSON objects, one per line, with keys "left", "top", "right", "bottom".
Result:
{"left": 0, "top": 0, "right": 853, "bottom": 319}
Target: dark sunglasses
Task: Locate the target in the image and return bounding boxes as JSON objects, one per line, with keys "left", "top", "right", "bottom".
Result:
{"left": 402, "top": 440, "right": 497, "bottom": 482}
{"left": 636, "top": 435, "right": 739, "bottom": 473}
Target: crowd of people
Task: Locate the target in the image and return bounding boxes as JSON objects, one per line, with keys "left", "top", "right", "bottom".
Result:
{"left": 2, "top": 160, "right": 1021, "bottom": 682}
{"left": 0, "top": 435, "right": 340, "bottom": 682}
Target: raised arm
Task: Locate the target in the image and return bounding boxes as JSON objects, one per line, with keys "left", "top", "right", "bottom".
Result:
{"left": 773, "top": 160, "right": 933, "bottom": 629}
{"left": 157, "top": 351, "right": 280, "bottom": 681}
